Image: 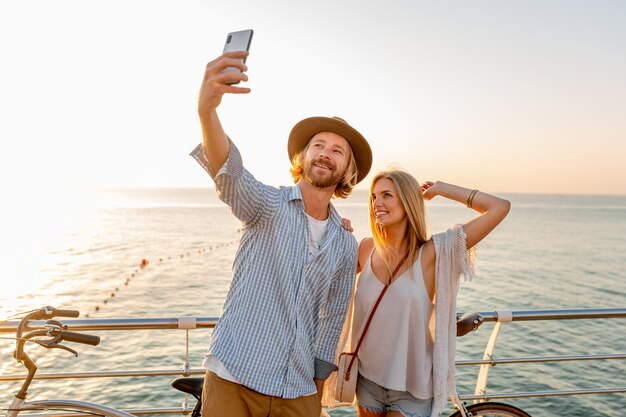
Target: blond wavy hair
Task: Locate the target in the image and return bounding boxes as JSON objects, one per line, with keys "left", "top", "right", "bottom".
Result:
{"left": 369, "top": 168, "right": 431, "bottom": 266}
{"left": 289, "top": 141, "right": 359, "bottom": 199}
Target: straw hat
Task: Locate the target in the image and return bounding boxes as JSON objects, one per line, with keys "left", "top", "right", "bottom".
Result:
{"left": 287, "top": 116, "right": 372, "bottom": 184}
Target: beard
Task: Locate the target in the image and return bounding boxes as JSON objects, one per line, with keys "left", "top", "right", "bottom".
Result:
{"left": 302, "top": 158, "right": 346, "bottom": 189}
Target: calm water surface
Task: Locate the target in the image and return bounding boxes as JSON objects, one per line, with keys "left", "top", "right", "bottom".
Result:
{"left": 1, "top": 189, "right": 625, "bottom": 416}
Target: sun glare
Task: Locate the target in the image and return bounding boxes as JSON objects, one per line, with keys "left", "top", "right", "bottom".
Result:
{"left": 0, "top": 187, "right": 98, "bottom": 317}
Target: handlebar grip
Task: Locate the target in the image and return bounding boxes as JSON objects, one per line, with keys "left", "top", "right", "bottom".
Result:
{"left": 61, "top": 331, "right": 101, "bottom": 346}
{"left": 53, "top": 309, "right": 80, "bottom": 318}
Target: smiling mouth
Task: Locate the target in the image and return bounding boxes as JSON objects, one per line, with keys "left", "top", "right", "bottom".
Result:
{"left": 313, "top": 162, "right": 333, "bottom": 171}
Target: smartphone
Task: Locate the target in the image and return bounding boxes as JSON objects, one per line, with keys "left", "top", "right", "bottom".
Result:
{"left": 222, "top": 29, "right": 253, "bottom": 84}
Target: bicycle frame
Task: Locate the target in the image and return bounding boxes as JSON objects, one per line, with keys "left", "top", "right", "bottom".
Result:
{"left": 6, "top": 397, "right": 135, "bottom": 417}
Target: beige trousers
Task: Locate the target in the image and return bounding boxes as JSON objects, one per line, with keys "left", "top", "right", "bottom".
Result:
{"left": 201, "top": 371, "right": 322, "bottom": 417}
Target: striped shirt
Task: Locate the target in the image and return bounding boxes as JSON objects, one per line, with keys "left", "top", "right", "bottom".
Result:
{"left": 190, "top": 141, "right": 358, "bottom": 398}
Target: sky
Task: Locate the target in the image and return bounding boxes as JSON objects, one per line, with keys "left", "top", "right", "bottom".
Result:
{"left": 1, "top": 0, "right": 625, "bottom": 199}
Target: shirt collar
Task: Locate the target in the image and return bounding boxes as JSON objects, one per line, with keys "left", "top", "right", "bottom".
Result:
{"left": 287, "top": 184, "right": 304, "bottom": 202}
{"left": 287, "top": 184, "right": 342, "bottom": 227}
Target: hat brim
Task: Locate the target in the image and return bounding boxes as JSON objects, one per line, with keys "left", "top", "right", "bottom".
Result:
{"left": 287, "top": 117, "right": 372, "bottom": 184}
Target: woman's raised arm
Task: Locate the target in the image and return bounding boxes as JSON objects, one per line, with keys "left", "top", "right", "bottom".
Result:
{"left": 422, "top": 181, "right": 510, "bottom": 249}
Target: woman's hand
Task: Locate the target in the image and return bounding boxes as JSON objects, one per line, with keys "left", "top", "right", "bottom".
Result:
{"left": 421, "top": 181, "right": 438, "bottom": 201}
{"left": 341, "top": 217, "right": 354, "bottom": 233}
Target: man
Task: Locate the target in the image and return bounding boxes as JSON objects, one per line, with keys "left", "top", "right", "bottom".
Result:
{"left": 191, "top": 50, "right": 372, "bottom": 417}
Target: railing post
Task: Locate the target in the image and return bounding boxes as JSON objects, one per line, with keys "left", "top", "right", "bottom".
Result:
{"left": 474, "top": 311, "right": 513, "bottom": 402}
{"left": 177, "top": 317, "right": 197, "bottom": 377}
{"left": 177, "top": 317, "right": 198, "bottom": 416}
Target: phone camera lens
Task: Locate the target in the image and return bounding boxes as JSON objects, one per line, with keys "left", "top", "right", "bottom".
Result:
{"left": 227, "top": 35, "right": 232, "bottom": 43}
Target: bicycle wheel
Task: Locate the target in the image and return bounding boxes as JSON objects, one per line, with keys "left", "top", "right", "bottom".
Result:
{"left": 448, "top": 401, "right": 532, "bottom": 417}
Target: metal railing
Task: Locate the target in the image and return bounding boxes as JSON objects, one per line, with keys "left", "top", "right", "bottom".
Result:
{"left": 455, "top": 308, "right": 626, "bottom": 403}
{"left": 1, "top": 308, "right": 625, "bottom": 415}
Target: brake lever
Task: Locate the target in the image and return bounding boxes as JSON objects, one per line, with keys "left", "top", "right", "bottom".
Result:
{"left": 37, "top": 328, "right": 79, "bottom": 356}
{"left": 39, "top": 331, "right": 63, "bottom": 346}
{"left": 47, "top": 343, "right": 78, "bottom": 357}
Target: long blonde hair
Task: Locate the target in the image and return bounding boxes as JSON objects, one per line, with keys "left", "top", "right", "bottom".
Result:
{"left": 369, "top": 168, "right": 430, "bottom": 267}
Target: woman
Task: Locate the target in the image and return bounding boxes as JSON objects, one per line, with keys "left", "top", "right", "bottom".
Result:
{"left": 326, "top": 168, "right": 510, "bottom": 417}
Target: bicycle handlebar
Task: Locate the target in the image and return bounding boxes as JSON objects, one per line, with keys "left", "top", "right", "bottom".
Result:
{"left": 60, "top": 330, "right": 101, "bottom": 346}
{"left": 28, "top": 306, "right": 80, "bottom": 320}
{"left": 53, "top": 309, "right": 80, "bottom": 318}
{"left": 15, "top": 306, "right": 99, "bottom": 356}
{"left": 12, "top": 306, "right": 97, "bottom": 399}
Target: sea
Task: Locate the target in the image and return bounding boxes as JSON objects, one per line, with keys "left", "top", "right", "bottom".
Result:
{"left": 1, "top": 188, "right": 625, "bottom": 416}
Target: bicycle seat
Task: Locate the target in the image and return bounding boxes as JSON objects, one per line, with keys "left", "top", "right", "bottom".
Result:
{"left": 171, "top": 377, "right": 204, "bottom": 399}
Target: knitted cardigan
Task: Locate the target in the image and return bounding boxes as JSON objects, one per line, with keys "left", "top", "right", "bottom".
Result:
{"left": 322, "top": 225, "right": 476, "bottom": 417}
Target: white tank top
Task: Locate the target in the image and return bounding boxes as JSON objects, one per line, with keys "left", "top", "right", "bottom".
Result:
{"left": 353, "top": 247, "right": 434, "bottom": 399}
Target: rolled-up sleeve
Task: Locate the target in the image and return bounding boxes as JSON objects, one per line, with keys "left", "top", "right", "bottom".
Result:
{"left": 190, "top": 140, "right": 269, "bottom": 226}
{"left": 314, "top": 252, "right": 358, "bottom": 379}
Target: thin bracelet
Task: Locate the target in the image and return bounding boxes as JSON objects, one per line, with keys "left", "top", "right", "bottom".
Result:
{"left": 467, "top": 189, "right": 479, "bottom": 208}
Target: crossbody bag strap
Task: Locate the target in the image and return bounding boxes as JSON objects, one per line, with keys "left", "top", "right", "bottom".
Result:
{"left": 346, "top": 252, "right": 409, "bottom": 373}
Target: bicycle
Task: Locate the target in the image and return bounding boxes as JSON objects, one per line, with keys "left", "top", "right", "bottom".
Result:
{"left": 170, "top": 312, "right": 532, "bottom": 417}
{"left": 2, "top": 306, "right": 134, "bottom": 417}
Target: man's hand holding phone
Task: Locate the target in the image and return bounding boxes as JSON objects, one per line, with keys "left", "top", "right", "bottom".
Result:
{"left": 198, "top": 51, "right": 251, "bottom": 115}
{"left": 198, "top": 29, "right": 253, "bottom": 115}
{"left": 196, "top": 30, "right": 253, "bottom": 176}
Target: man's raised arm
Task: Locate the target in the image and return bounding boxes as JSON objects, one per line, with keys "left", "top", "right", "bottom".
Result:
{"left": 197, "top": 51, "right": 250, "bottom": 175}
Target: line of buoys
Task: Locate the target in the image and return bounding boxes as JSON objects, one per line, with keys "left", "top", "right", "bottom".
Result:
{"left": 85, "top": 239, "right": 239, "bottom": 317}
